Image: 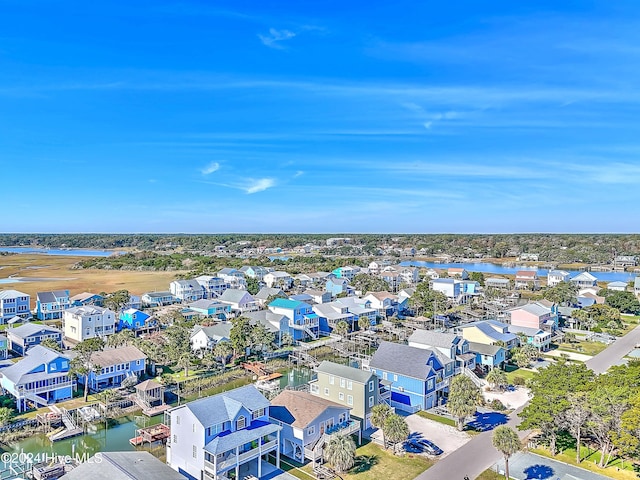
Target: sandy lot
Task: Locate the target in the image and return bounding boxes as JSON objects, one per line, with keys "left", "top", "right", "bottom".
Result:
{"left": 403, "top": 414, "right": 472, "bottom": 458}
{"left": 483, "top": 386, "right": 531, "bottom": 410}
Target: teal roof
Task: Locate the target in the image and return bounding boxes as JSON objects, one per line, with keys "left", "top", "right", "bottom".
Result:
{"left": 268, "top": 298, "right": 305, "bottom": 309}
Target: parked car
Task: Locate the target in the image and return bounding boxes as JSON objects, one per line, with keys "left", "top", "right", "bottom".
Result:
{"left": 406, "top": 438, "right": 443, "bottom": 456}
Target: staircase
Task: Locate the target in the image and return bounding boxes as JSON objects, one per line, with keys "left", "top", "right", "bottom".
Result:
{"left": 23, "top": 391, "right": 50, "bottom": 408}
{"left": 302, "top": 325, "right": 318, "bottom": 340}
{"left": 59, "top": 408, "right": 77, "bottom": 430}
{"left": 463, "top": 367, "right": 485, "bottom": 388}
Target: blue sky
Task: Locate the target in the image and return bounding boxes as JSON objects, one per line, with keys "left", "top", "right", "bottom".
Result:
{"left": 2, "top": 1, "right": 640, "bottom": 233}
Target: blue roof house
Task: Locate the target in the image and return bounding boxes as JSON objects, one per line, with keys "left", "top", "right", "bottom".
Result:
{"left": 268, "top": 298, "right": 320, "bottom": 341}
{"left": 6, "top": 323, "right": 63, "bottom": 356}
{"left": 0, "top": 345, "right": 75, "bottom": 412}
{"left": 118, "top": 308, "right": 156, "bottom": 332}
{"left": 36, "top": 290, "right": 71, "bottom": 320}
{"left": 368, "top": 341, "right": 454, "bottom": 412}
{"left": 325, "top": 278, "right": 350, "bottom": 296}
{"left": 0, "top": 290, "right": 32, "bottom": 323}
{"left": 166, "top": 385, "right": 281, "bottom": 480}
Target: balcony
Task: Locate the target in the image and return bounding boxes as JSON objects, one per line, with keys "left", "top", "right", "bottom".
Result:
{"left": 204, "top": 438, "right": 278, "bottom": 474}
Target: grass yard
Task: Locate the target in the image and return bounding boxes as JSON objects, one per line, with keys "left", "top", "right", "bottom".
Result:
{"left": 0, "top": 254, "right": 184, "bottom": 298}
{"left": 477, "top": 470, "right": 506, "bottom": 479}
{"left": 555, "top": 340, "right": 607, "bottom": 356}
{"left": 504, "top": 365, "right": 536, "bottom": 384}
{"left": 531, "top": 447, "right": 639, "bottom": 480}
{"left": 281, "top": 440, "right": 433, "bottom": 480}
{"left": 416, "top": 410, "right": 456, "bottom": 427}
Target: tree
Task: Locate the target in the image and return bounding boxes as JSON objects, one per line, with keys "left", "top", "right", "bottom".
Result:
{"left": 213, "top": 341, "right": 233, "bottom": 367}
{"left": 334, "top": 320, "right": 349, "bottom": 336}
{"left": 598, "top": 289, "right": 640, "bottom": 315}
{"left": 371, "top": 404, "right": 392, "bottom": 448}
{"left": 230, "top": 316, "right": 252, "bottom": 359}
{"left": 351, "top": 274, "right": 391, "bottom": 294}
{"left": 250, "top": 323, "right": 275, "bottom": 357}
{"left": 587, "top": 385, "right": 629, "bottom": 467}
{"left": 358, "top": 316, "right": 371, "bottom": 331}
{"left": 40, "top": 338, "right": 63, "bottom": 352}
{"left": 176, "top": 351, "right": 194, "bottom": 377}
{"left": 246, "top": 277, "right": 260, "bottom": 295}
{"left": 103, "top": 289, "right": 131, "bottom": 312}
{"left": 543, "top": 282, "right": 577, "bottom": 305}
{"left": 613, "top": 393, "right": 640, "bottom": 466}
{"left": 409, "top": 282, "right": 448, "bottom": 318}
{"left": 383, "top": 414, "right": 409, "bottom": 450}
{"left": 469, "top": 271, "right": 485, "bottom": 285}
{"left": 486, "top": 368, "right": 508, "bottom": 391}
{"left": 562, "top": 392, "right": 591, "bottom": 463}
{"left": 324, "top": 434, "right": 356, "bottom": 473}
{"left": 107, "top": 329, "right": 135, "bottom": 348}
{"left": 71, "top": 338, "right": 105, "bottom": 402}
{"left": 0, "top": 407, "right": 12, "bottom": 427}
{"left": 448, "top": 375, "right": 483, "bottom": 431}
{"left": 492, "top": 426, "right": 521, "bottom": 480}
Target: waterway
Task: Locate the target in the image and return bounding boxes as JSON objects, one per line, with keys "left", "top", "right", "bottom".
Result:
{"left": 400, "top": 261, "right": 637, "bottom": 283}
{"left": 0, "top": 247, "right": 122, "bottom": 257}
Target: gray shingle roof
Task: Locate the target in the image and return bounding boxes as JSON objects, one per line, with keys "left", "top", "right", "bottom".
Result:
{"left": 0, "top": 345, "right": 70, "bottom": 384}
{"left": 255, "top": 287, "right": 285, "bottom": 300}
{"left": 90, "top": 345, "right": 147, "bottom": 368}
{"left": 191, "top": 323, "right": 232, "bottom": 341}
{"left": 0, "top": 290, "right": 29, "bottom": 299}
{"left": 408, "top": 329, "right": 458, "bottom": 349}
{"left": 36, "top": 290, "right": 69, "bottom": 303}
{"left": 270, "top": 390, "right": 348, "bottom": 429}
{"left": 204, "top": 421, "right": 280, "bottom": 455}
{"left": 219, "top": 289, "right": 253, "bottom": 304}
{"left": 7, "top": 323, "right": 61, "bottom": 340}
{"left": 467, "top": 341, "right": 503, "bottom": 356}
{"left": 243, "top": 310, "right": 284, "bottom": 333}
{"left": 316, "top": 361, "right": 373, "bottom": 384}
{"left": 369, "top": 342, "right": 440, "bottom": 380}
{"left": 59, "top": 451, "right": 184, "bottom": 480}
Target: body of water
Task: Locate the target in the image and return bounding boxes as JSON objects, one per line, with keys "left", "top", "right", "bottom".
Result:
{"left": 400, "top": 261, "right": 637, "bottom": 283}
{"left": 0, "top": 247, "right": 122, "bottom": 257}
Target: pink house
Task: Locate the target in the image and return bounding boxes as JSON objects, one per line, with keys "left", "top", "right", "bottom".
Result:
{"left": 508, "top": 302, "right": 558, "bottom": 331}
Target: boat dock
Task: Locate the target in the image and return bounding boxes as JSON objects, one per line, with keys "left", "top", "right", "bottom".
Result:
{"left": 129, "top": 423, "right": 170, "bottom": 446}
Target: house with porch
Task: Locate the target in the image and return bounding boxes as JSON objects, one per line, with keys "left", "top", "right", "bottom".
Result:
{"left": 514, "top": 271, "right": 540, "bottom": 290}
{"left": 217, "top": 268, "right": 247, "bottom": 289}
{"left": 186, "top": 300, "right": 232, "bottom": 320}
{"left": 313, "top": 302, "right": 356, "bottom": 333}
{"left": 447, "top": 268, "right": 469, "bottom": 279}
{"left": 485, "top": 277, "right": 510, "bottom": 290}
{"left": 304, "top": 289, "right": 332, "bottom": 304}
{"left": 142, "top": 291, "right": 177, "bottom": 307}
{"left": 547, "top": 270, "right": 571, "bottom": 287}
{"left": 0, "top": 334, "right": 7, "bottom": 360}
{"left": 459, "top": 320, "right": 519, "bottom": 351}
{"left": 0, "top": 345, "right": 74, "bottom": 412}
{"left": 80, "top": 345, "right": 147, "bottom": 392}
{"left": 507, "top": 325, "right": 552, "bottom": 351}
{"left": 6, "top": 323, "right": 63, "bottom": 355}
{"left": 268, "top": 298, "right": 319, "bottom": 341}
{"left": 325, "top": 278, "right": 351, "bottom": 296}
{"left": 331, "top": 266, "right": 361, "bottom": 282}
{"left": 570, "top": 272, "right": 598, "bottom": 289}
{"left": 408, "top": 329, "right": 476, "bottom": 374}
{"left": 195, "top": 276, "right": 230, "bottom": 299}
{"left": 190, "top": 323, "right": 232, "bottom": 353}
{"left": 467, "top": 342, "right": 506, "bottom": 371}
{"left": 270, "top": 390, "right": 359, "bottom": 465}
{"left": 309, "top": 361, "right": 386, "bottom": 430}
{"left": 254, "top": 287, "right": 286, "bottom": 307}
{"left": 264, "top": 271, "right": 293, "bottom": 290}
{"left": 508, "top": 301, "right": 559, "bottom": 332}
{"left": 607, "top": 281, "right": 628, "bottom": 292}
{"left": 63, "top": 305, "right": 117, "bottom": 342}
{"left": 166, "top": 385, "right": 281, "bottom": 480}
{"left": 0, "top": 289, "right": 31, "bottom": 323}
{"left": 363, "top": 292, "right": 398, "bottom": 319}
{"left": 240, "top": 266, "right": 271, "bottom": 281}
{"left": 368, "top": 341, "right": 453, "bottom": 412}
{"left": 218, "top": 289, "right": 259, "bottom": 315}
{"left": 170, "top": 280, "right": 205, "bottom": 303}
{"left": 244, "top": 310, "right": 288, "bottom": 347}
{"left": 59, "top": 451, "right": 184, "bottom": 480}
{"left": 70, "top": 292, "right": 104, "bottom": 307}
{"left": 36, "top": 290, "right": 71, "bottom": 320}
{"left": 118, "top": 308, "right": 157, "bottom": 333}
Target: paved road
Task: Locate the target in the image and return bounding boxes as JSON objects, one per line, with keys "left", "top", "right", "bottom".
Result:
{"left": 415, "top": 325, "right": 640, "bottom": 480}
{"left": 504, "top": 451, "right": 610, "bottom": 480}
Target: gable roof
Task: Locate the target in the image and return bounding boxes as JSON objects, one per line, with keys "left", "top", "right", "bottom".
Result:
{"left": 608, "top": 281, "right": 628, "bottom": 288}
{"left": 270, "top": 390, "right": 348, "bottom": 429}
{"left": 188, "top": 299, "right": 227, "bottom": 310}
{"left": 219, "top": 289, "right": 253, "bottom": 304}
{"left": 369, "top": 341, "right": 441, "bottom": 380}
{"left": 70, "top": 292, "right": 103, "bottom": 302}
{"left": 180, "top": 385, "right": 269, "bottom": 427}
{"left": 515, "top": 270, "right": 537, "bottom": 278}
{"left": 316, "top": 361, "right": 373, "bottom": 384}
{"left": 255, "top": 287, "right": 285, "bottom": 300}
{"left": 268, "top": 298, "right": 306, "bottom": 310}
{"left": 191, "top": 323, "right": 232, "bottom": 341}
{"left": 571, "top": 272, "right": 598, "bottom": 282}
{"left": 243, "top": 310, "right": 284, "bottom": 333}
{"left": 460, "top": 321, "right": 516, "bottom": 343}
{"left": 65, "top": 305, "right": 111, "bottom": 316}
{"left": 1, "top": 345, "right": 70, "bottom": 384}
{"left": 408, "top": 329, "right": 458, "bottom": 349}
{"left": 511, "top": 302, "right": 551, "bottom": 317}
{"left": 136, "top": 379, "right": 163, "bottom": 392}
{"left": 59, "top": 451, "right": 184, "bottom": 480}
{"left": 7, "top": 323, "right": 61, "bottom": 339}
{"left": 36, "top": 290, "right": 69, "bottom": 303}
{"left": 90, "top": 345, "right": 147, "bottom": 368}
{"left": 0, "top": 289, "right": 29, "bottom": 299}
{"left": 467, "top": 341, "right": 504, "bottom": 356}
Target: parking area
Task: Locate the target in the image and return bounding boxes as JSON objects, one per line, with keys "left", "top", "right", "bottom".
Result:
{"left": 483, "top": 386, "right": 531, "bottom": 410}
{"left": 403, "top": 413, "right": 472, "bottom": 458}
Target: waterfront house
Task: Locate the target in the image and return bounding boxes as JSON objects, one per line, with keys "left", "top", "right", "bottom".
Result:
{"left": 507, "top": 325, "right": 552, "bottom": 351}
{"left": 368, "top": 341, "right": 453, "bottom": 412}
{"left": 36, "top": 290, "right": 71, "bottom": 320}
{"left": 0, "top": 334, "right": 7, "bottom": 360}
{"left": 0, "top": 289, "right": 31, "bottom": 323}
{"left": 363, "top": 292, "right": 398, "bottom": 319}
{"left": 467, "top": 342, "right": 506, "bottom": 371}
{"left": 170, "top": 280, "right": 205, "bottom": 303}
{"left": 218, "top": 289, "right": 259, "bottom": 315}
{"left": 264, "top": 271, "right": 293, "bottom": 290}
{"left": 309, "top": 361, "right": 386, "bottom": 430}
{"left": 124, "top": 295, "right": 142, "bottom": 311}
{"left": 6, "top": 323, "right": 63, "bottom": 355}
{"left": 459, "top": 320, "right": 519, "bottom": 350}
{"left": 142, "top": 291, "right": 177, "bottom": 307}
{"left": 408, "top": 329, "right": 476, "bottom": 373}
{"left": 254, "top": 287, "right": 286, "bottom": 307}
{"left": 118, "top": 308, "right": 158, "bottom": 335}
{"left": 270, "top": 390, "right": 358, "bottom": 464}
{"left": 166, "top": 385, "right": 281, "bottom": 480}
{"left": 607, "top": 281, "right": 628, "bottom": 292}
{"left": 63, "top": 305, "right": 117, "bottom": 342}
{"left": 508, "top": 301, "right": 558, "bottom": 331}
{"left": 81, "top": 345, "right": 147, "bottom": 392}
{"left": 59, "top": 451, "right": 184, "bottom": 480}
{"left": 70, "top": 292, "right": 104, "bottom": 307}
{"left": 431, "top": 278, "right": 478, "bottom": 304}
{"left": 570, "top": 272, "right": 598, "bottom": 289}
{"left": 485, "top": 277, "right": 510, "bottom": 290}
{"left": 514, "top": 271, "right": 540, "bottom": 290}
{"left": 195, "top": 275, "right": 230, "bottom": 299}
{"left": 313, "top": 302, "right": 355, "bottom": 333}
{"left": 268, "top": 298, "right": 319, "bottom": 341}
{"left": 547, "top": 270, "right": 571, "bottom": 287}
{"left": 335, "top": 297, "right": 377, "bottom": 325}
{"left": 0, "top": 345, "right": 74, "bottom": 412}
{"left": 190, "top": 323, "right": 232, "bottom": 353}
{"left": 186, "top": 300, "right": 232, "bottom": 320}
{"left": 447, "top": 268, "right": 469, "bottom": 279}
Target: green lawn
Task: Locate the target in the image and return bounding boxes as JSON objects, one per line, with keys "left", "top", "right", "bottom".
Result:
{"left": 281, "top": 441, "right": 433, "bottom": 480}
{"left": 531, "top": 447, "right": 638, "bottom": 480}
{"left": 504, "top": 365, "right": 536, "bottom": 384}
{"left": 555, "top": 341, "right": 607, "bottom": 356}
{"left": 477, "top": 470, "right": 507, "bottom": 479}
{"left": 416, "top": 410, "right": 456, "bottom": 427}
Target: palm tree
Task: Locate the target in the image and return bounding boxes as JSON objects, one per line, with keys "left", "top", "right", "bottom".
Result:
{"left": 492, "top": 425, "right": 521, "bottom": 480}
{"left": 334, "top": 320, "right": 349, "bottom": 337}
{"left": 176, "top": 351, "right": 194, "bottom": 377}
{"left": 324, "top": 434, "right": 356, "bottom": 473}
{"left": 40, "top": 338, "right": 63, "bottom": 352}
{"left": 358, "top": 316, "right": 371, "bottom": 331}
{"left": 448, "top": 375, "right": 483, "bottom": 431}
{"left": 486, "top": 368, "right": 508, "bottom": 391}
{"left": 370, "top": 404, "right": 392, "bottom": 447}
{"left": 383, "top": 414, "right": 409, "bottom": 452}
{"left": 214, "top": 341, "right": 233, "bottom": 368}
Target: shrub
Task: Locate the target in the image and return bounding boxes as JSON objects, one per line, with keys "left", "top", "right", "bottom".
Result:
{"left": 512, "top": 376, "right": 525, "bottom": 386}
{"left": 489, "top": 399, "right": 506, "bottom": 411}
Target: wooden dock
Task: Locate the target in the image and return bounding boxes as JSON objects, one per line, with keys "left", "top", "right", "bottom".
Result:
{"left": 129, "top": 423, "right": 170, "bottom": 446}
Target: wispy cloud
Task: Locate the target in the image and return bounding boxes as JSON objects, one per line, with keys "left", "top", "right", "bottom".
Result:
{"left": 294, "top": 170, "right": 304, "bottom": 178}
{"left": 258, "top": 28, "right": 296, "bottom": 49}
{"left": 245, "top": 178, "right": 276, "bottom": 193}
{"left": 201, "top": 162, "right": 220, "bottom": 175}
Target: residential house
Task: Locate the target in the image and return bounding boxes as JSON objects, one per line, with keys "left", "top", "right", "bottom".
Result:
{"left": 270, "top": 390, "right": 358, "bottom": 464}
{"left": 239, "top": 266, "right": 271, "bottom": 281}
{"left": 218, "top": 289, "right": 259, "bottom": 315}
{"left": 190, "top": 323, "right": 232, "bottom": 353}
{"left": 186, "top": 300, "right": 232, "bottom": 320}
{"left": 294, "top": 274, "right": 314, "bottom": 289}
{"left": 217, "top": 268, "right": 247, "bottom": 289}
{"left": 304, "top": 289, "right": 332, "bottom": 304}
{"left": 514, "top": 271, "right": 540, "bottom": 290}
{"left": 447, "top": 268, "right": 469, "bottom": 279}
{"left": 363, "top": 292, "right": 398, "bottom": 319}
{"left": 397, "top": 288, "right": 415, "bottom": 315}
{"left": 614, "top": 255, "right": 637, "bottom": 269}
{"left": 6, "top": 323, "right": 63, "bottom": 355}
{"left": 63, "top": 305, "right": 117, "bottom": 342}
{"left": 142, "top": 291, "right": 177, "bottom": 307}
{"left": 170, "top": 280, "right": 204, "bottom": 303}
{"left": 195, "top": 276, "right": 230, "bottom": 299}
{"left": 81, "top": 345, "right": 147, "bottom": 392}
{"left": 59, "top": 452, "right": 184, "bottom": 480}
{"left": 70, "top": 292, "right": 105, "bottom": 307}
{"left": 485, "top": 277, "right": 510, "bottom": 290}
{"left": 36, "top": 290, "right": 71, "bottom": 320}
{"left": 570, "top": 272, "right": 598, "bottom": 289}
{"left": 0, "top": 345, "right": 74, "bottom": 412}
{"left": 124, "top": 295, "right": 142, "bottom": 311}
{"left": 331, "top": 266, "right": 360, "bottom": 282}
{"left": 0, "top": 289, "right": 31, "bottom": 323}
{"left": 368, "top": 341, "right": 453, "bottom": 412}
{"left": 325, "top": 278, "right": 351, "bottom": 296}
{"left": 336, "top": 297, "right": 377, "bottom": 325}
{"left": 425, "top": 269, "right": 440, "bottom": 279}
{"left": 607, "top": 281, "right": 628, "bottom": 292}
{"left": 459, "top": 320, "right": 519, "bottom": 350}
{"left": 635, "top": 277, "right": 640, "bottom": 297}
{"left": 431, "top": 279, "right": 478, "bottom": 304}
{"left": 313, "top": 302, "right": 355, "bottom": 333}
{"left": 244, "top": 310, "right": 287, "bottom": 346}
{"left": 378, "top": 270, "right": 402, "bottom": 292}
{"left": 508, "top": 301, "right": 559, "bottom": 331}
{"left": 118, "top": 308, "right": 158, "bottom": 333}
{"left": 268, "top": 298, "right": 319, "bottom": 341}
{"left": 547, "top": 270, "right": 571, "bottom": 287}
{"left": 467, "top": 342, "right": 506, "bottom": 371}
{"left": 309, "top": 361, "right": 386, "bottom": 429}
{"left": 254, "top": 287, "right": 286, "bottom": 307}
{"left": 507, "top": 325, "right": 552, "bottom": 351}
{"left": 407, "top": 329, "right": 476, "bottom": 373}
{"left": 0, "top": 334, "right": 7, "bottom": 360}
{"left": 380, "top": 265, "right": 420, "bottom": 285}
{"left": 166, "top": 385, "right": 281, "bottom": 480}
{"left": 264, "top": 271, "right": 293, "bottom": 290}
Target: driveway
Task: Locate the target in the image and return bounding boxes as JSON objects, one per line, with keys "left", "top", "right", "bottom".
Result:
{"left": 501, "top": 452, "right": 610, "bottom": 480}
{"left": 483, "top": 386, "right": 531, "bottom": 410}
{"left": 403, "top": 414, "right": 472, "bottom": 458}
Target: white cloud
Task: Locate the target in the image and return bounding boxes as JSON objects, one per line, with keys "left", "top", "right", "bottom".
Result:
{"left": 258, "top": 28, "right": 296, "bottom": 49}
{"left": 245, "top": 178, "right": 275, "bottom": 194}
{"left": 294, "top": 170, "right": 304, "bottom": 177}
{"left": 201, "top": 162, "right": 220, "bottom": 175}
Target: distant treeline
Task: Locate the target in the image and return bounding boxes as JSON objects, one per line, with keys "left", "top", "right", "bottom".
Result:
{"left": 2, "top": 233, "right": 640, "bottom": 264}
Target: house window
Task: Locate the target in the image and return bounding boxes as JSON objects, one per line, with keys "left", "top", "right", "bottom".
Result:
{"left": 173, "top": 435, "right": 177, "bottom": 444}
{"left": 236, "top": 416, "right": 246, "bottom": 430}
{"left": 193, "top": 445, "right": 197, "bottom": 459}
{"left": 347, "top": 395, "right": 353, "bottom": 406}
{"left": 308, "top": 426, "right": 315, "bottom": 436}
{"left": 382, "top": 372, "right": 387, "bottom": 380}
{"left": 193, "top": 424, "right": 196, "bottom": 433}
{"left": 310, "top": 384, "right": 319, "bottom": 394}
{"left": 252, "top": 408, "right": 265, "bottom": 420}
{"left": 176, "top": 416, "right": 180, "bottom": 425}
{"left": 369, "top": 396, "right": 374, "bottom": 407}
{"left": 347, "top": 381, "right": 352, "bottom": 390}
{"left": 340, "top": 379, "right": 345, "bottom": 388}
{"left": 324, "top": 388, "right": 329, "bottom": 396}
{"left": 339, "top": 392, "right": 344, "bottom": 401}
{"left": 329, "top": 376, "right": 335, "bottom": 385}
{"left": 393, "top": 374, "right": 398, "bottom": 382}
{"left": 369, "top": 381, "right": 374, "bottom": 392}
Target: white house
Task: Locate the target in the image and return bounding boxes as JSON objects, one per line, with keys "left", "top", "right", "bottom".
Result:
{"left": 170, "top": 280, "right": 204, "bottom": 302}
{"left": 63, "top": 305, "right": 116, "bottom": 342}
{"left": 218, "top": 289, "right": 259, "bottom": 315}
{"left": 264, "top": 271, "right": 293, "bottom": 290}
{"left": 570, "top": 272, "right": 598, "bottom": 288}
{"left": 190, "top": 323, "right": 232, "bottom": 353}
{"left": 607, "top": 281, "right": 628, "bottom": 292}
{"left": 547, "top": 270, "right": 571, "bottom": 287}
{"left": 0, "top": 290, "right": 31, "bottom": 323}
